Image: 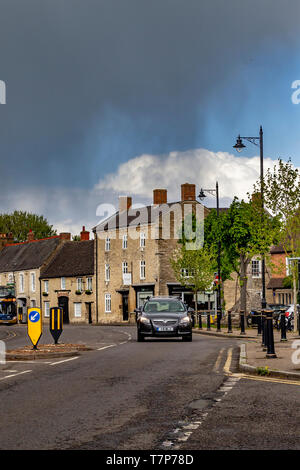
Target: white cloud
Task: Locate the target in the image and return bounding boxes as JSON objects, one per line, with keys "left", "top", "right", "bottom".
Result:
{"left": 95, "top": 148, "right": 279, "bottom": 204}
{"left": 1, "top": 148, "right": 296, "bottom": 235}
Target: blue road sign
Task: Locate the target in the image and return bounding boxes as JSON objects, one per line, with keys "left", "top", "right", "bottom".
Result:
{"left": 28, "top": 310, "right": 40, "bottom": 323}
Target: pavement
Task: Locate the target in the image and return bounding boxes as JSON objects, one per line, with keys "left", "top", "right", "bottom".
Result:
{"left": 193, "top": 326, "right": 300, "bottom": 380}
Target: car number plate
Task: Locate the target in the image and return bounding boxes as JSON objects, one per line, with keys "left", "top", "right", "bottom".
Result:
{"left": 157, "top": 327, "right": 173, "bottom": 331}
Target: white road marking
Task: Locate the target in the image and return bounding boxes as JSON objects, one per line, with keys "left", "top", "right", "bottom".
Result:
{"left": 49, "top": 357, "right": 79, "bottom": 366}
{"left": 97, "top": 344, "right": 116, "bottom": 351}
{"left": 0, "top": 370, "right": 32, "bottom": 380}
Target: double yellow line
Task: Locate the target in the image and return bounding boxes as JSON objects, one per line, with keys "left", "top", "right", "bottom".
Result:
{"left": 214, "top": 347, "right": 300, "bottom": 386}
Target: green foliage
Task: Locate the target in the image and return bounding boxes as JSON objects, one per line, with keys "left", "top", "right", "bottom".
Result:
{"left": 72, "top": 235, "right": 81, "bottom": 241}
{"left": 253, "top": 159, "right": 300, "bottom": 303}
{"left": 170, "top": 244, "right": 215, "bottom": 295}
{"left": 283, "top": 275, "right": 293, "bottom": 289}
{"left": 256, "top": 366, "right": 270, "bottom": 376}
{"left": 0, "top": 211, "right": 56, "bottom": 242}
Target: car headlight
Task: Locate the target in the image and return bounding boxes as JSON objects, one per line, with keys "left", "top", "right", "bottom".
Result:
{"left": 140, "top": 316, "right": 150, "bottom": 324}
{"left": 180, "top": 316, "right": 190, "bottom": 324}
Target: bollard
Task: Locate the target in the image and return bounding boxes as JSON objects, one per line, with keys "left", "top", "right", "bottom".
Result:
{"left": 217, "top": 309, "right": 221, "bottom": 332}
{"left": 280, "top": 308, "right": 287, "bottom": 342}
{"left": 257, "top": 310, "right": 262, "bottom": 335}
{"left": 265, "top": 310, "right": 277, "bottom": 358}
{"left": 261, "top": 310, "right": 267, "bottom": 351}
{"left": 227, "top": 310, "right": 232, "bottom": 334}
{"left": 240, "top": 310, "right": 246, "bottom": 335}
{"left": 207, "top": 312, "right": 211, "bottom": 331}
{"left": 198, "top": 312, "right": 202, "bottom": 330}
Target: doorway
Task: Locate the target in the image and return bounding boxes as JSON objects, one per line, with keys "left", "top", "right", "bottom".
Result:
{"left": 86, "top": 302, "right": 92, "bottom": 324}
{"left": 58, "top": 296, "right": 69, "bottom": 324}
{"left": 122, "top": 293, "right": 129, "bottom": 321}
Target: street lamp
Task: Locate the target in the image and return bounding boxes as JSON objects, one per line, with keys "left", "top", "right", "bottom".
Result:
{"left": 233, "top": 126, "right": 266, "bottom": 310}
{"left": 199, "top": 182, "right": 222, "bottom": 331}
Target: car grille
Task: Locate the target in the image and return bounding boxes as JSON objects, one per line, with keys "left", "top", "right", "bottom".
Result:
{"left": 152, "top": 320, "right": 177, "bottom": 326}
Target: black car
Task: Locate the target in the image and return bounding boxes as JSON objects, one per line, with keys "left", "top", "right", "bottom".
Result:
{"left": 136, "top": 297, "right": 193, "bottom": 342}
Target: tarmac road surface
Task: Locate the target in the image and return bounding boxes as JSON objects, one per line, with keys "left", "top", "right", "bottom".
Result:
{"left": 0, "top": 324, "right": 299, "bottom": 450}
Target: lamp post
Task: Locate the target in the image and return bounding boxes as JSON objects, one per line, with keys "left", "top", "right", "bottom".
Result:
{"left": 199, "top": 182, "right": 222, "bottom": 331}
{"left": 233, "top": 126, "right": 266, "bottom": 310}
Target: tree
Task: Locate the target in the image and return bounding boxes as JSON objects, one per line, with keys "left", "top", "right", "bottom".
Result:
{"left": 205, "top": 197, "right": 280, "bottom": 313}
{"left": 170, "top": 244, "right": 215, "bottom": 317}
{"left": 0, "top": 211, "right": 56, "bottom": 242}
{"left": 254, "top": 159, "right": 300, "bottom": 329}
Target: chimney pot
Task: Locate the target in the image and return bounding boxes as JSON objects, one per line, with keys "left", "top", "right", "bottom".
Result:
{"left": 59, "top": 232, "right": 71, "bottom": 241}
{"left": 181, "top": 183, "right": 196, "bottom": 202}
{"left": 80, "top": 226, "right": 90, "bottom": 241}
{"left": 27, "top": 229, "right": 35, "bottom": 242}
{"left": 153, "top": 189, "right": 167, "bottom": 205}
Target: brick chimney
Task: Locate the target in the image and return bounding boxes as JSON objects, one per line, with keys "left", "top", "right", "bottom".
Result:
{"left": 27, "top": 229, "right": 35, "bottom": 242}
{"left": 0, "top": 233, "right": 14, "bottom": 250}
{"left": 153, "top": 189, "right": 167, "bottom": 205}
{"left": 119, "top": 196, "right": 132, "bottom": 213}
{"left": 59, "top": 232, "right": 71, "bottom": 241}
{"left": 181, "top": 183, "right": 196, "bottom": 201}
{"left": 80, "top": 226, "right": 90, "bottom": 241}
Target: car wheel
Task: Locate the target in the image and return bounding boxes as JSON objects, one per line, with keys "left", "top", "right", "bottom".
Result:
{"left": 137, "top": 331, "right": 144, "bottom": 342}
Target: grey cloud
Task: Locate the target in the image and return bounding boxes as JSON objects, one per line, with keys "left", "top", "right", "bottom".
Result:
{"left": 0, "top": 0, "right": 299, "bottom": 226}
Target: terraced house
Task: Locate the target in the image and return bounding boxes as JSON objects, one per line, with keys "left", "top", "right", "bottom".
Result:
{"left": 40, "top": 227, "right": 95, "bottom": 324}
{"left": 0, "top": 231, "right": 70, "bottom": 320}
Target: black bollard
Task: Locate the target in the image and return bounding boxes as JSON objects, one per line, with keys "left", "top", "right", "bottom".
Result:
{"left": 227, "top": 310, "right": 232, "bottom": 333}
{"left": 266, "top": 310, "right": 277, "bottom": 358}
{"left": 240, "top": 310, "right": 246, "bottom": 335}
{"left": 217, "top": 309, "right": 221, "bottom": 332}
{"left": 257, "top": 310, "right": 262, "bottom": 335}
{"left": 198, "top": 312, "right": 202, "bottom": 330}
{"left": 262, "top": 310, "right": 267, "bottom": 351}
{"left": 280, "top": 308, "right": 287, "bottom": 342}
{"left": 207, "top": 312, "right": 211, "bottom": 331}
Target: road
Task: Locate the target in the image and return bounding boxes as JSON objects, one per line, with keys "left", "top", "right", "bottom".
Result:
{"left": 0, "top": 324, "right": 299, "bottom": 450}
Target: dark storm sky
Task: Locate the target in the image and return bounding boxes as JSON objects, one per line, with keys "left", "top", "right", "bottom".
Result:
{"left": 0, "top": 0, "right": 300, "bottom": 232}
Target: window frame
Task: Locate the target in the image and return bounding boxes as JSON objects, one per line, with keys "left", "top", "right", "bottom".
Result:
{"left": 76, "top": 277, "right": 83, "bottom": 292}
{"left": 74, "top": 302, "right": 82, "bottom": 318}
{"left": 251, "top": 260, "right": 261, "bottom": 279}
{"left": 105, "top": 293, "right": 111, "bottom": 313}
{"left": 122, "top": 234, "right": 128, "bottom": 250}
{"left": 19, "top": 273, "right": 25, "bottom": 293}
{"left": 44, "top": 301, "right": 50, "bottom": 318}
{"left": 61, "top": 277, "right": 66, "bottom": 290}
{"left": 30, "top": 272, "right": 36, "bottom": 292}
{"left": 105, "top": 237, "right": 111, "bottom": 252}
{"left": 140, "top": 260, "right": 146, "bottom": 280}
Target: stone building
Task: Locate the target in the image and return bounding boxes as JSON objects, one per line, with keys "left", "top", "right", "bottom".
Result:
{"left": 223, "top": 256, "right": 271, "bottom": 312}
{"left": 0, "top": 231, "right": 70, "bottom": 319}
{"left": 266, "top": 245, "right": 295, "bottom": 305}
{"left": 93, "top": 183, "right": 213, "bottom": 324}
{"left": 40, "top": 227, "right": 95, "bottom": 324}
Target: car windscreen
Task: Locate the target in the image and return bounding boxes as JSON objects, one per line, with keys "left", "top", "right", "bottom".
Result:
{"left": 144, "top": 300, "right": 185, "bottom": 313}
